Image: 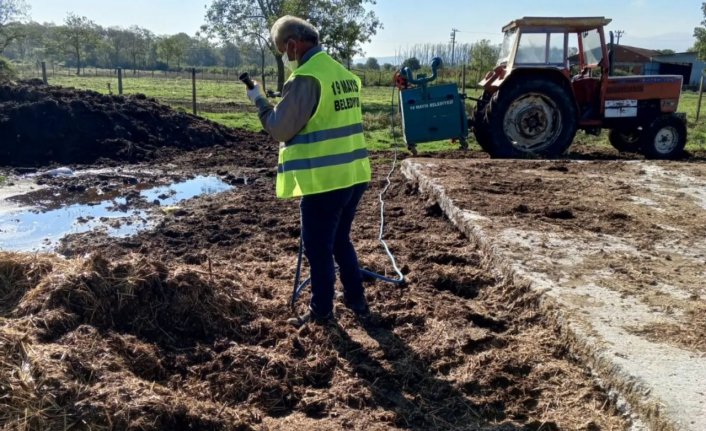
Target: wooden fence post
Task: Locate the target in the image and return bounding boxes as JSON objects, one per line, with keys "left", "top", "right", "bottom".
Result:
{"left": 192, "top": 68, "right": 197, "bottom": 115}
{"left": 697, "top": 74, "right": 705, "bottom": 122}
{"left": 41, "top": 62, "right": 47, "bottom": 84}
{"left": 117, "top": 68, "right": 123, "bottom": 95}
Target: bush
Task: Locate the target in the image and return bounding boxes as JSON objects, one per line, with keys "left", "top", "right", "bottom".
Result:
{"left": 402, "top": 57, "right": 421, "bottom": 71}
{"left": 0, "top": 56, "right": 17, "bottom": 83}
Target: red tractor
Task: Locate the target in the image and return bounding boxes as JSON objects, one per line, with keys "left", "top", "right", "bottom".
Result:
{"left": 473, "top": 17, "right": 687, "bottom": 159}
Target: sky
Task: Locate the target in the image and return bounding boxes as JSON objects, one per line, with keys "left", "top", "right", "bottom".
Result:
{"left": 24, "top": 0, "right": 703, "bottom": 58}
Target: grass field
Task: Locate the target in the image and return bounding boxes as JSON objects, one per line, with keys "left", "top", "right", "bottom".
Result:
{"left": 37, "top": 74, "right": 706, "bottom": 153}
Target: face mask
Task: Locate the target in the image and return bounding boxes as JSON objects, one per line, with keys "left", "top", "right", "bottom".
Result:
{"left": 282, "top": 40, "right": 298, "bottom": 71}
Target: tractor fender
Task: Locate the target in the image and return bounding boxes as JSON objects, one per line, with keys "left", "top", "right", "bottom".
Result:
{"left": 494, "top": 68, "right": 579, "bottom": 120}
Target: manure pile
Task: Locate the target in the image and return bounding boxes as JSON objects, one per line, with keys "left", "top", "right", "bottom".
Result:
{"left": 0, "top": 80, "right": 270, "bottom": 167}
{"left": 0, "top": 252, "right": 263, "bottom": 429}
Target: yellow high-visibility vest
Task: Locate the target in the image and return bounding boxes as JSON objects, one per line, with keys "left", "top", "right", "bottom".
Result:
{"left": 276, "top": 51, "right": 371, "bottom": 199}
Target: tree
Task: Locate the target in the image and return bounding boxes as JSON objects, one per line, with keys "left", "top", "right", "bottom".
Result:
{"left": 2, "top": 21, "right": 47, "bottom": 62}
{"left": 205, "top": 0, "right": 288, "bottom": 90}
{"left": 90, "top": 34, "right": 112, "bottom": 68}
{"left": 694, "top": 3, "right": 706, "bottom": 60}
{"left": 188, "top": 36, "right": 220, "bottom": 67}
{"left": 170, "top": 33, "right": 192, "bottom": 68}
{"left": 58, "top": 13, "right": 98, "bottom": 75}
{"left": 156, "top": 36, "right": 177, "bottom": 69}
{"left": 221, "top": 41, "right": 242, "bottom": 67}
{"left": 125, "top": 26, "right": 153, "bottom": 72}
{"left": 155, "top": 33, "right": 192, "bottom": 69}
{"left": 105, "top": 27, "right": 132, "bottom": 68}
{"left": 395, "top": 42, "right": 473, "bottom": 69}
{"left": 38, "top": 24, "right": 63, "bottom": 69}
{"left": 402, "top": 57, "right": 421, "bottom": 71}
{"left": 365, "top": 57, "right": 379, "bottom": 70}
{"left": 0, "top": 55, "right": 16, "bottom": 82}
{"left": 0, "top": 0, "right": 28, "bottom": 53}
{"left": 204, "top": 0, "right": 381, "bottom": 90}
{"left": 469, "top": 39, "right": 499, "bottom": 80}
{"left": 309, "top": 0, "right": 381, "bottom": 69}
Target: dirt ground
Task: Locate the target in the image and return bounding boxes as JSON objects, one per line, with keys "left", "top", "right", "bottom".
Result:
{"left": 407, "top": 157, "right": 706, "bottom": 354}
{"left": 0, "top": 150, "right": 633, "bottom": 431}
{"left": 4, "top": 82, "right": 704, "bottom": 430}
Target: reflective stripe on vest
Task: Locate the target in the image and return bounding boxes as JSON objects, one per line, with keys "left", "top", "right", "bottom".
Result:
{"left": 286, "top": 123, "right": 364, "bottom": 147}
{"left": 278, "top": 148, "right": 369, "bottom": 173}
{"left": 276, "top": 51, "right": 371, "bottom": 199}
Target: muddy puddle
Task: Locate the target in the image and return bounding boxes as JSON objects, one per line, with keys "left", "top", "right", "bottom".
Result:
{"left": 0, "top": 174, "right": 233, "bottom": 252}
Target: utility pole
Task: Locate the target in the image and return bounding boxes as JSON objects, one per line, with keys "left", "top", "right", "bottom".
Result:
{"left": 450, "top": 28, "right": 459, "bottom": 66}
{"left": 615, "top": 30, "right": 625, "bottom": 45}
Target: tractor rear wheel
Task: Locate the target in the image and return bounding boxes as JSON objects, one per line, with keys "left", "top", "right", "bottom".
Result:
{"left": 472, "top": 93, "right": 493, "bottom": 153}
{"left": 484, "top": 79, "right": 577, "bottom": 158}
{"left": 608, "top": 128, "right": 641, "bottom": 153}
{"left": 640, "top": 114, "right": 686, "bottom": 160}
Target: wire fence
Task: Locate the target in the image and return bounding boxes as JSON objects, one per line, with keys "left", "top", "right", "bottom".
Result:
{"left": 11, "top": 61, "right": 486, "bottom": 124}
{"left": 16, "top": 63, "right": 477, "bottom": 89}
{"left": 16, "top": 64, "right": 278, "bottom": 83}
{"left": 17, "top": 63, "right": 281, "bottom": 115}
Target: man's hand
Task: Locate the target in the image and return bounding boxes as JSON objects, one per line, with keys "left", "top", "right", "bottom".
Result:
{"left": 247, "top": 81, "right": 266, "bottom": 104}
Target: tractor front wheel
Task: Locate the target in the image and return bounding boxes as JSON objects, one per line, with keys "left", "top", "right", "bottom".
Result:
{"left": 640, "top": 114, "right": 686, "bottom": 159}
{"left": 485, "top": 79, "right": 577, "bottom": 158}
{"left": 608, "top": 128, "right": 641, "bottom": 153}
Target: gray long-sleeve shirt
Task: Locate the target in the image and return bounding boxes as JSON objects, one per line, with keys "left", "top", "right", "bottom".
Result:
{"left": 255, "top": 46, "right": 323, "bottom": 143}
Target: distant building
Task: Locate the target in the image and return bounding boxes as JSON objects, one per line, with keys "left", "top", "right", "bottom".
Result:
{"left": 649, "top": 52, "right": 704, "bottom": 88}
{"left": 569, "top": 45, "right": 702, "bottom": 88}
{"left": 568, "top": 44, "right": 658, "bottom": 74}
{"left": 611, "top": 45, "right": 659, "bottom": 75}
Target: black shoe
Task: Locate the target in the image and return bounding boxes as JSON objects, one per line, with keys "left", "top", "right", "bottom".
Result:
{"left": 287, "top": 308, "right": 335, "bottom": 328}
{"left": 343, "top": 297, "right": 371, "bottom": 318}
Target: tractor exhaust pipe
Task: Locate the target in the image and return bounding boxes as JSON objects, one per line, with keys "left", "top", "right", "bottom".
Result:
{"left": 608, "top": 31, "right": 615, "bottom": 76}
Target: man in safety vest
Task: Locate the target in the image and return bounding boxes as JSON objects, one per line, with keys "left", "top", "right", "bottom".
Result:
{"left": 245, "top": 15, "right": 371, "bottom": 327}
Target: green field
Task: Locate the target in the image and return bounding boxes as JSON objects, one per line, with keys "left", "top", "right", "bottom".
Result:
{"left": 39, "top": 75, "right": 706, "bottom": 154}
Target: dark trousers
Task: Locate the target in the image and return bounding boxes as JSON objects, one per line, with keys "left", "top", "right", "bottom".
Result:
{"left": 300, "top": 182, "right": 368, "bottom": 316}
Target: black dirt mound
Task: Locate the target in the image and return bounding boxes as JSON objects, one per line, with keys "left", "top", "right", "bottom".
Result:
{"left": 0, "top": 81, "right": 254, "bottom": 166}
